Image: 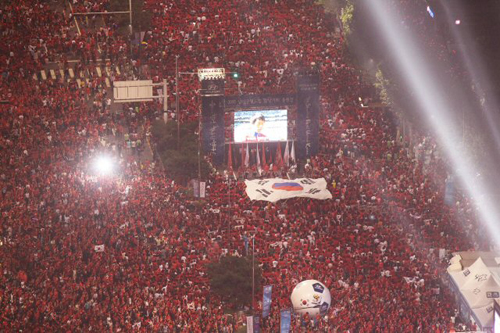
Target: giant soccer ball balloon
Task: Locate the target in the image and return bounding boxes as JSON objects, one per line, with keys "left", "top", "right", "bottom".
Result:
{"left": 290, "top": 280, "right": 331, "bottom": 316}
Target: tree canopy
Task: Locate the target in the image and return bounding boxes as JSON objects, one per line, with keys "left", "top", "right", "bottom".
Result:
{"left": 151, "top": 119, "right": 211, "bottom": 184}
{"left": 207, "top": 256, "right": 262, "bottom": 309}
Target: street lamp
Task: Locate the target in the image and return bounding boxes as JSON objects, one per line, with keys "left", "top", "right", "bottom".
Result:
{"left": 175, "top": 55, "right": 180, "bottom": 150}
{"left": 249, "top": 230, "right": 257, "bottom": 314}
{"left": 252, "top": 234, "right": 255, "bottom": 313}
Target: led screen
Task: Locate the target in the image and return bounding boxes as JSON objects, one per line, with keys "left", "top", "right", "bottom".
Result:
{"left": 234, "top": 109, "right": 287, "bottom": 143}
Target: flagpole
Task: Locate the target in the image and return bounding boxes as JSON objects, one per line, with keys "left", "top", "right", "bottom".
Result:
{"left": 252, "top": 234, "right": 255, "bottom": 314}
{"left": 284, "top": 140, "right": 290, "bottom": 167}
{"left": 176, "top": 55, "right": 180, "bottom": 150}
{"left": 259, "top": 145, "right": 262, "bottom": 176}
{"left": 198, "top": 91, "right": 202, "bottom": 182}
{"left": 245, "top": 143, "right": 249, "bottom": 170}
{"left": 228, "top": 173, "right": 231, "bottom": 234}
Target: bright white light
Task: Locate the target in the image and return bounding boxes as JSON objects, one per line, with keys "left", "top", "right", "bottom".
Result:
{"left": 427, "top": 6, "right": 435, "bottom": 18}
{"left": 366, "top": 0, "right": 500, "bottom": 246}
{"left": 93, "top": 156, "right": 114, "bottom": 175}
{"left": 455, "top": 19, "right": 461, "bottom": 25}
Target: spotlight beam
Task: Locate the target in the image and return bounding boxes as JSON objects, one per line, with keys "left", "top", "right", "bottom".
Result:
{"left": 440, "top": 3, "right": 500, "bottom": 157}
{"left": 365, "top": 0, "right": 500, "bottom": 246}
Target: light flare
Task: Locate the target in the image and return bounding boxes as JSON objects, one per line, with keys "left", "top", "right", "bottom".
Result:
{"left": 366, "top": 0, "right": 500, "bottom": 246}
{"left": 93, "top": 155, "right": 115, "bottom": 175}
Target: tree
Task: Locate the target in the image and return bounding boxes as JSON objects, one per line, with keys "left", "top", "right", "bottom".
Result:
{"left": 317, "top": 0, "right": 347, "bottom": 14}
{"left": 151, "top": 119, "right": 211, "bottom": 184}
{"left": 340, "top": 0, "right": 355, "bottom": 39}
{"left": 207, "top": 256, "right": 262, "bottom": 309}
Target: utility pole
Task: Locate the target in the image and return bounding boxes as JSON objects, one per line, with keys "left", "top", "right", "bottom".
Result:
{"left": 252, "top": 234, "right": 255, "bottom": 314}
{"left": 176, "top": 55, "right": 180, "bottom": 150}
{"left": 129, "top": 0, "right": 133, "bottom": 34}
{"left": 198, "top": 95, "right": 202, "bottom": 181}
{"left": 228, "top": 174, "right": 231, "bottom": 233}
{"left": 163, "top": 79, "right": 168, "bottom": 123}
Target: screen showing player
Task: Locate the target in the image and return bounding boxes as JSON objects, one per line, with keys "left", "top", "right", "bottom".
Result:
{"left": 234, "top": 110, "right": 288, "bottom": 143}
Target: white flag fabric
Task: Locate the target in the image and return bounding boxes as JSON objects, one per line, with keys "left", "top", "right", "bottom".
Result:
{"left": 245, "top": 178, "right": 332, "bottom": 202}
{"left": 283, "top": 141, "right": 290, "bottom": 167}
{"left": 94, "top": 244, "right": 105, "bottom": 252}
{"left": 246, "top": 316, "right": 254, "bottom": 333}
{"left": 199, "top": 181, "right": 206, "bottom": 198}
{"left": 290, "top": 141, "right": 296, "bottom": 164}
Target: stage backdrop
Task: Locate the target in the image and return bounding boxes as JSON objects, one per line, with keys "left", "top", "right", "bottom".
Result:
{"left": 201, "top": 79, "right": 225, "bottom": 164}
{"left": 296, "top": 74, "right": 320, "bottom": 160}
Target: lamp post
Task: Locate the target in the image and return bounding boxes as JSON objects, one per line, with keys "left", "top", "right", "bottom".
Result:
{"left": 129, "top": 0, "right": 133, "bottom": 34}
{"left": 252, "top": 232, "right": 256, "bottom": 314}
{"left": 175, "top": 55, "right": 180, "bottom": 150}
{"left": 198, "top": 91, "right": 202, "bottom": 182}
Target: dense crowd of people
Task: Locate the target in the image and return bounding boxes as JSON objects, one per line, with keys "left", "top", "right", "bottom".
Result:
{"left": 0, "top": 0, "right": 492, "bottom": 332}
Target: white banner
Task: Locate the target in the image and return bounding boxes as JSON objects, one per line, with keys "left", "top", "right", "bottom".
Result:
{"left": 246, "top": 316, "right": 254, "bottom": 333}
{"left": 200, "top": 181, "right": 206, "bottom": 198}
{"left": 245, "top": 178, "right": 332, "bottom": 202}
{"left": 197, "top": 68, "right": 225, "bottom": 80}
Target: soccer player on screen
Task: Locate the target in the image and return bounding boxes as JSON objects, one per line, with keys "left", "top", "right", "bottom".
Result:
{"left": 245, "top": 113, "right": 269, "bottom": 141}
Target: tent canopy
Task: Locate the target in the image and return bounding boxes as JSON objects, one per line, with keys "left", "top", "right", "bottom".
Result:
{"left": 448, "top": 251, "right": 500, "bottom": 329}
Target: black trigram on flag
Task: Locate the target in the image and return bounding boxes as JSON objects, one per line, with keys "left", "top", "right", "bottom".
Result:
{"left": 256, "top": 189, "right": 273, "bottom": 198}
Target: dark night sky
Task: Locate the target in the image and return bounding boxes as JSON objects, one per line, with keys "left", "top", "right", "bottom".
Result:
{"left": 432, "top": 0, "right": 500, "bottom": 93}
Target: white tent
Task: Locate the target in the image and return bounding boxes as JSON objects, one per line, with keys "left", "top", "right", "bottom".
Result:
{"left": 449, "top": 256, "right": 490, "bottom": 290}
{"left": 470, "top": 303, "right": 496, "bottom": 329}
{"left": 461, "top": 275, "right": 500, "bottom": 309}
{"left": 447, "top": 251, "right": 500, "bottom": 330}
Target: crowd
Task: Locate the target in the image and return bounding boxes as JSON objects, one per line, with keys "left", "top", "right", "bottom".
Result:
{"left": 0, "top": 0, "right": 491, "bottom": 332}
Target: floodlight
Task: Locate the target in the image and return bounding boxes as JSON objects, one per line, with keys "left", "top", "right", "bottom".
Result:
{"left": 93, "top": 156, "right": 114, "bottom": 175}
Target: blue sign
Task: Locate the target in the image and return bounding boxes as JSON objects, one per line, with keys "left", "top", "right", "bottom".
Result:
{"left": 262, "top": 285, "right": 273, "bottom": 318}
{"left": 253, "top": 315, "right": 261, "bottom": 333}
{"left": 280, "top": 309, "right": 292, "bottom": 333}
{"left": 320, "top": 302, "right": 329, "bottom": 315}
